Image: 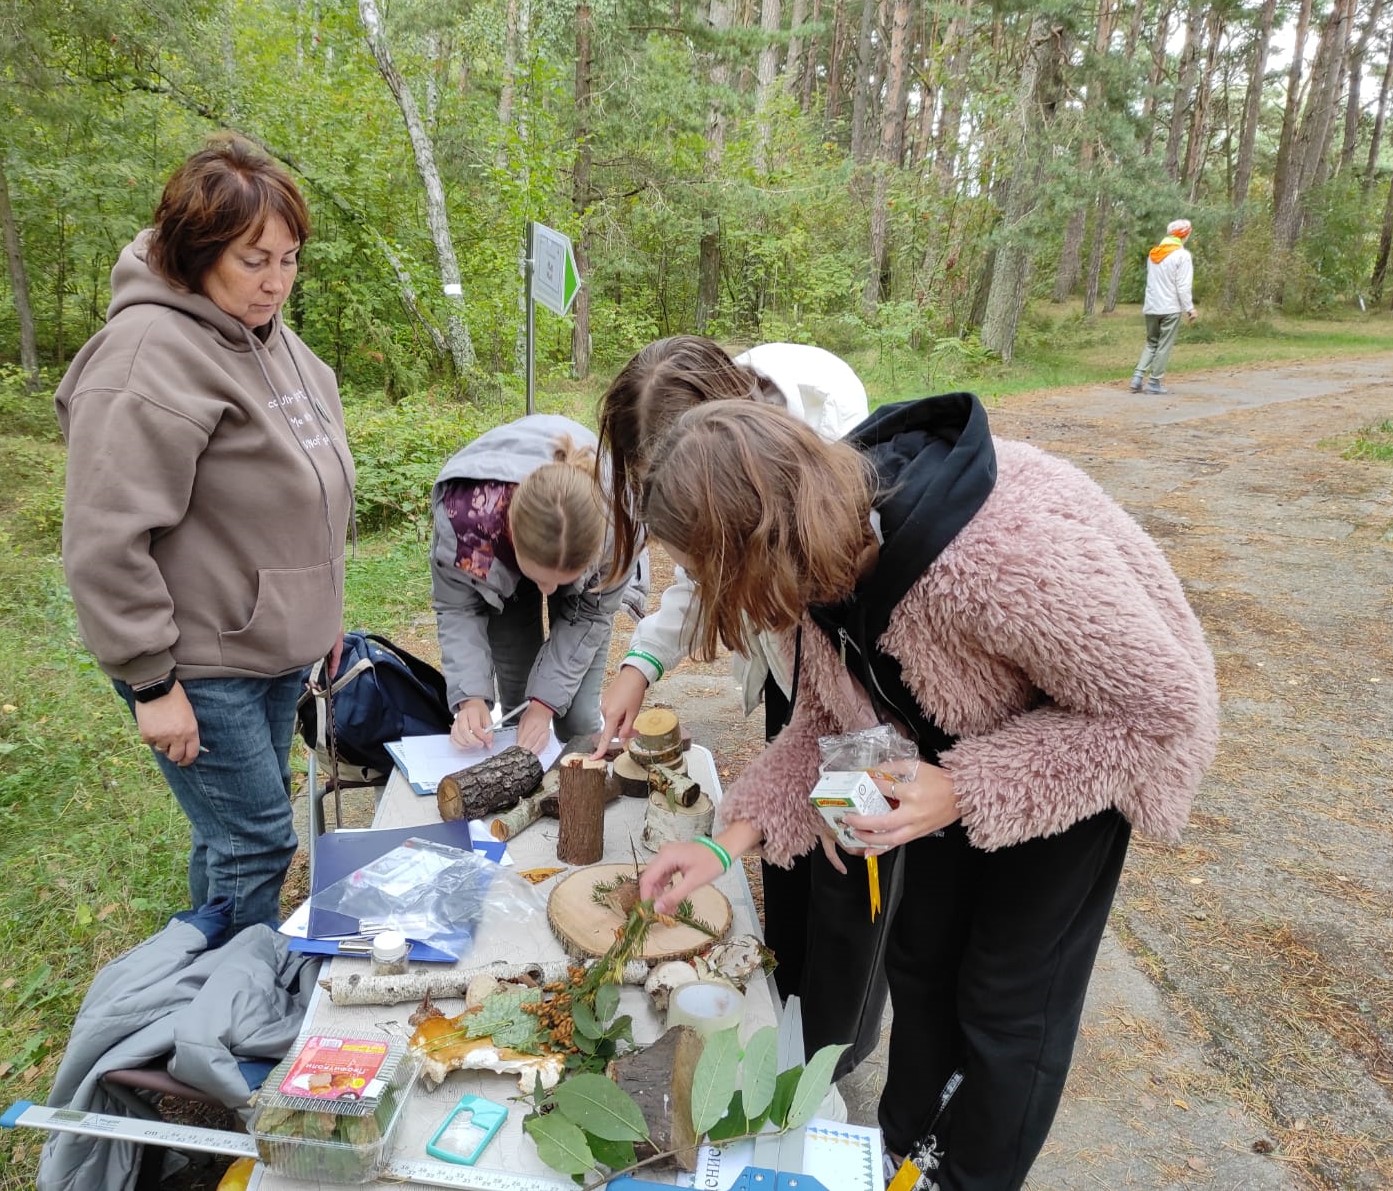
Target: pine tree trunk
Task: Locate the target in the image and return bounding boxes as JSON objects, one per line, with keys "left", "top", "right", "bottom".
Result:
{"left": 571, "top": 2, "right": 593, "bottom": 379}
{"left": 1164, "top": 0, "right": 1202, "bottom": 181}
{"left": 863, "top": 0, "right": 912, "bottom": 313}
{"left": 436, "top": 747, "right": 544, "bottom": 823}
{"left": 1083, "top": 197, "right": 1109, "bottom": 317}
{"left": 0, "top": 158, "right": 39, "bottom": 388}
{"left": 849, "top": 0, "right": 877, "bottom": 162}
{"left": 1182, "top": 7, "right": 1224, "bottom": 197}
{"left": 753, "top": 0, "right": 781, "bottom": 174}
{"left": 358, "top": 0, "right": 476, "bottom": 388}
{"left": 1363, "top": 31, "right": 1393, "bottom": 193}
{"left": 556, "top": 756, "right": 606, "bottom": 865}
{"left": 1371, "top": 170, "right": 1393, "bottom": 302}
{"left": 1233, "top": 0, "right": 1278, "bottom": 215}
{"left": 697, "top": 0, "right": 733, "bottom": 331}
{"left": 1104, "top": 226, "right": 1129, "bottom": 313}
{"left": 786, "top": 0, "right": 809, "bottom": 103}
{"left": 1340, "top": 0, "right": 1385, "bottom": 176}
{"left": 980, "top": 15, "right": 1054, "bottom": 362}
{"left": 1271, "top": 0, "right": 1314, "bottom": 234}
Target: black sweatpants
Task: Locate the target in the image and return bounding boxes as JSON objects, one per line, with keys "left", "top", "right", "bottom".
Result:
{"left": 759, "top": 676, "right": 894, "bottom": 1075}
{"left": 877, "top": 809, "right": 1131, "bottom": 1190}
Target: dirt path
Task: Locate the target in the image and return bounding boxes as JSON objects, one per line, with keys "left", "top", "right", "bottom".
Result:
{"left": 662, "top": 356, "right": 1393, "bottom": 1189}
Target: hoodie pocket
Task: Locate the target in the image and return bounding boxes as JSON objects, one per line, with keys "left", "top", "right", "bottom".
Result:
{"left": 218, "top": 563, "right": 339, "bottom": 671}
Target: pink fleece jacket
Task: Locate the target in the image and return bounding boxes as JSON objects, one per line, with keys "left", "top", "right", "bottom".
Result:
{"left": 720, "top": 438, "right": 1220, "bottom": 862}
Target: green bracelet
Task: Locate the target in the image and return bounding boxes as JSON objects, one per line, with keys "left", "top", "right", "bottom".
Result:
{"left": 693, "top": 835, "right": 732, "bottom": 872}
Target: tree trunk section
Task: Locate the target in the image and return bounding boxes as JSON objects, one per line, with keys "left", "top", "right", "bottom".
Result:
{"left": 849, "top": 0, "right": 877, "bottom": 162}
{"left": 1363, "top": 30, "right": 1393, "bottom": 193}
{"left": 0, "top": 158, "right": 39, "bottom": 387}
{"left": 609, "top": 1027, "right": 705, "bottom": 1171}
{"left": 497, "top": 0, "right": 520, "bottom": 167}
{"left": 1083, "top": 197, "right": 1110, "bottom": 316}
{"left": 753, "top": 0, "right": 781, "bottom": 174}
{"left": 436, "top": 746, "right": 543, "bottom": 822}
{"left": 358, "top": 0, "right": 476, "bottom": 389}
{"left": 1340, "top": 0, "right": 1384, "bottom": 176}
{"left": 1164, "top": 0, "right": 1202, "bottom": 182}
{"left": 1233, "top": 0, "right": 1277, "bottom": 215}
{"left": 1271, "top": 0, "right": 1314, "bottom": 235}
{"left": 697, "top": 0, "right": 733, "bottom": 331}
{"left": 980, "top": 15, "right": 1054, "bottom": 362}
{"left": 862, "top": 0, "right": 911, "bottom": 313}
{"left": 1371, "top": 169, "right": 1393, "bottom": 302}
{"left": 1104, "top": 226, "right": 1129, "bottom": 313}
{"left": 556, "top": 755, "right": 606, "bottom": 865}
{"left": 786, "top": 0, "right": 809, "bottom": 104}
{"left": 571, "top": 2, "right": 593, "bottom": 379}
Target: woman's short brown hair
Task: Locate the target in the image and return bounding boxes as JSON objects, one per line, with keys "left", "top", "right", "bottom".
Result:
{"left": 146, "top": 133, "right": 311, "bottom": 293}
{"left": 596, "top": 336, "right": 784, "bottom": 585}
{"left": 641, "top": 401, "right": 877, "bottom": 662}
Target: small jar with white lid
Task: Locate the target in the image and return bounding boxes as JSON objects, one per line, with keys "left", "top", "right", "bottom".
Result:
{"left": 370, "top": 930, "right": 410, "bottom": 976}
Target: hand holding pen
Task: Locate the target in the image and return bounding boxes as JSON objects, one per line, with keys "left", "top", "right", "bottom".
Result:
{"left": 450, "top": 698, "right": 530, "bottom": 750}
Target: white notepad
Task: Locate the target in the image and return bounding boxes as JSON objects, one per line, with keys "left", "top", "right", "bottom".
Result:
{"left": 384, "top": 730, "right": 563, "bottom": 794}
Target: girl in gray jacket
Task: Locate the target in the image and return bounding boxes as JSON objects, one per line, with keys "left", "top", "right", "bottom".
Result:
{"left": 431, "top": 415, "right": 640, "bottom": 754}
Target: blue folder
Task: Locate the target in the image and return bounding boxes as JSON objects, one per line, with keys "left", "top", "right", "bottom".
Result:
{"left": 303, "top": 820, "right": 506, "bottom": 959}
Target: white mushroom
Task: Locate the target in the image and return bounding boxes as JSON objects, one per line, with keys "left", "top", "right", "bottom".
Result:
{"left": 644, "top": 960, "right": 699, "bottom": 1014}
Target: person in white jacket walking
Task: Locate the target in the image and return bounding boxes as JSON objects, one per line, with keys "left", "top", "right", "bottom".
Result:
{"left": 1130, "top": 218, "right": 1198, "bottom": 395}
{"left": 594, "top": 336, "right": 890, "bottom": 1076}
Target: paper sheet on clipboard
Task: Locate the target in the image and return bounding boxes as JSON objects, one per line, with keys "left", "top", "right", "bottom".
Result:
{"left": 384, "top": 729, "right": 563, "bottom": 794}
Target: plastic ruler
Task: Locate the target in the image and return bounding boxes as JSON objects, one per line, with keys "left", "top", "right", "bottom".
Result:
{"left": 3, "top": 1101, "right": 583, "bottom": 1190}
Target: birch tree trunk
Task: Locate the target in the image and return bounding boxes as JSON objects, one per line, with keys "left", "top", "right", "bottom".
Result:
{"left": 753, "top": 0, "right": 781, "bottom": 174}
{"left": 358, "top": 0, "right": 476, "bottom": 387}
{"left": 981, "top": 15, "right": 1055, "bottom": 362}
{"left": 571, "top": 1, "right": 592, "bottom": 380}
{"left": 497, "top": 0, "right": 521, "bottom": 168}
{"left": 0, "top": 157, "right": 39, "bottom": 387}
{"left": 1233, "top": 0, "right": 1278, "bottom": 215}
{"left": 863, "top": 0, "right": 911, "bottom": 313}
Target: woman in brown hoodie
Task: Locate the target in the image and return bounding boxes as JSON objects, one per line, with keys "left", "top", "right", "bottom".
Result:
{"left": 55, "top": 135, "right": 355, "bottom": 937}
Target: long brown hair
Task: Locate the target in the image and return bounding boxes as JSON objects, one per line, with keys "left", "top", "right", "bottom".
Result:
{"left": 509, "top": 437, "right": 605, "bottom": 574}
{"left": 147, "top": 133, "right": 311, "bottom": 294}
{"left": 597, "top": 336, "right": 783, "bottom": 584}
{"left": 641, "top": 402, "right": 876, "bottom": 662}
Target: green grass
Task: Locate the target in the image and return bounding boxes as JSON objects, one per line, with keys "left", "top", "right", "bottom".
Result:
{"left": 2, "top": 308, "right": 1391, "bottom": 1187}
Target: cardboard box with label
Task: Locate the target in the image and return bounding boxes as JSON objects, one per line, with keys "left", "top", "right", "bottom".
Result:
{"left": 809, "top": 770, "right": 892, "bottom": 850}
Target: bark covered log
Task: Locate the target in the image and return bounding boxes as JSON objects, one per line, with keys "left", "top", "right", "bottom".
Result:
{"left": 608, "top": 1026, "right": 705, "bottom": 1171}
{"left": 436, "top": 745, "right": 542, "bottom": 822}
{"left": 557, "top": 755, "right": 606, "bottom": 865}
{"left": 489, "top": 794, "right": 543, "bottom": 841}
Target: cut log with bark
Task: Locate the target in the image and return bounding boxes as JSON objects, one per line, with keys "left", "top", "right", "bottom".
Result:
{"left": 489, "top": 794, "right": 543, "bottom": 841}
{"left": 436, "top": 745, "right": 542, "bottom": 822}
{"left": 608, "top": 1025, "right": 705, "bottom": 1171}
{"left": 537, "top": 764, "right": 620, "bottom": 816}
{"left": 628, "top": 706, "right": 685, "bottom": 768}
{"left": 612, "top": 750, "right": 652, "bottom": 798}
{"left": 648, "top": 763, "right": 701, "bottom": 809}
{"left": 556, "top": 753, "right": 606, "bottom": 865}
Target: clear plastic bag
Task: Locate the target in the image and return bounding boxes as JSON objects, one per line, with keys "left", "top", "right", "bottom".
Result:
{"left": 818, "top": 724, "right": 919, "bottom": 782}
{"left": 309, "top": 837, "right": 545, "bottom": 960}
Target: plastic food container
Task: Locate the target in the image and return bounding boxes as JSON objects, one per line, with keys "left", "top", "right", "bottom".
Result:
{"left": 248, "top": 1032, "right": 419, "bottom": 1184}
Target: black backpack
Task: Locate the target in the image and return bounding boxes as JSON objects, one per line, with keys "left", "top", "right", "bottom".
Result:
{"left": 296, "top": 631, "right": 454, "bottom": 781}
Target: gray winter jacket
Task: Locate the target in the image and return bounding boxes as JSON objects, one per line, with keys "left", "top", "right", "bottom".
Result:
{"left": 430, "top": 414, "right": 645, "bottom": 715}
{"left": 37, "top": 904, "right": 318, "bottom": 1191}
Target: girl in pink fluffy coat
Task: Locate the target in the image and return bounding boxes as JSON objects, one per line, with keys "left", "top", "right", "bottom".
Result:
{"left": 638, "top": 397, "right": 1219, "bottom": 1191}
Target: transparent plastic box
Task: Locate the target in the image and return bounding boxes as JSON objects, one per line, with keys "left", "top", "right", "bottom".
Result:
{"left": 248, "top": 1032, "right": 420, "bottom": 1184}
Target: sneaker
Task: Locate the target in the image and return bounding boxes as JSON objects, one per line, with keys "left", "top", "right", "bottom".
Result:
{"left": 1128, "top": 375, "right": 1143, "bottom": 393}
{"left": 1145, "top": 379, "right": 1169, "bottom": 394}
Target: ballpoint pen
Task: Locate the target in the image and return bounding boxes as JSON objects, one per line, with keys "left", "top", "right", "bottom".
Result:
{"left": 495, "top": 701, "right": 531, "bottom": 728}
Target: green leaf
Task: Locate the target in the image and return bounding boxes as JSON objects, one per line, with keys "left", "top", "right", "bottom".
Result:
{"left": 786, "top": 1044, "right": 848, "bottom": 1129}
{"left": 551, "top": 1073, "right": 649, "bottom": 1142}
{"left": 690, "top": 1027, "right": 742, "bottom": 1136}
{"left": 767, "top": 1065, "right": 803, "bottom": 1128}
{"left": 523, "top": 1112, "right": 595, "bottom": 1176}
{"left": 570, "top": 996, "right": 602, "bottom": 1040}
{"left": 586, "top": 1134, "right": 638, "bottom": 1172}
{"left": 740, "top": 1026, "right": 778, "bottom": 1119}
{"left": 593, "top": 982, "right": 620, "bottom": 1022}
{"left": 704, "top": 1089, "right": 750, "bottom": 1141}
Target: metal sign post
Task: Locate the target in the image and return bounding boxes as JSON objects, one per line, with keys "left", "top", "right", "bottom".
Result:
{"left": 523, "top": 221, "right": 581, "bottom": 415}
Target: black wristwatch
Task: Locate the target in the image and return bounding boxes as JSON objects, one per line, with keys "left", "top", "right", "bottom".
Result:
{"left": 131, "top": 672, "right": 178, "bottom": 703}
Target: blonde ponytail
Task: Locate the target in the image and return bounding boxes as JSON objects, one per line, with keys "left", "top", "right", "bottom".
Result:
{"left": 509, "top": 436, "right": 605, "bottom": 573}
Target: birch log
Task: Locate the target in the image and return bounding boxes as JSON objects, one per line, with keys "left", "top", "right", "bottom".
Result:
{"left": 323, "top": 958, "right": 650, "bottom": 1006}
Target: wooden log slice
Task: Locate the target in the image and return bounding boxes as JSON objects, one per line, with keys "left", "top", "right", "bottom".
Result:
{"left": 547, "top": 863, "right": 732, "bottom": 961}
{"left": 612, "top": 751, "right": 653, "bottom": 798}
{"left": 632, "top": 706, "right": 682, "bottom": 752}
{"left": 641, "top": 791, "right": 715, "bottom": 851}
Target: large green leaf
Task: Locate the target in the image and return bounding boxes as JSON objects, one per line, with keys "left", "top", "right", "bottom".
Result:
{"left": 690, "top": 1026, "right": 743, "bottom": 1136}
{"left": 704, "top": 1089, "right": 751, "bottom": 1142}
{"left": 523, "top": 1112, "right": 595, "bottom": 1176}
{"left": 785, "top": 1043, "right": 849, "bottom": 1129}
{"left": 767, "top": 1065, "right": 803, "bottom": 1128}
{"left": 594, "top": 982, "right": 620, "bottom": 1023}
{"left": 739, "top": 1026, "right": 778, "bottom": 1120}
{"left": 551, "top": 1072, "right": 649, "bottom": 1142}
{"left": 586, "top": 1134, "right": 638, "bottom": 1172}
{"left": 570, "top": 995, "right": 602, "bottom": 1041}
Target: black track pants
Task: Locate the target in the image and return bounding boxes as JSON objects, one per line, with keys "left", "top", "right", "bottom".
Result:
{"left": 877, "top": 809, "right": 1131, "bottom": 1191}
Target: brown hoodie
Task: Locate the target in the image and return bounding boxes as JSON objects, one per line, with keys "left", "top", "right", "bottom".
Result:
{"left": 55, "top": 232, "right": 355, "bottom": 684}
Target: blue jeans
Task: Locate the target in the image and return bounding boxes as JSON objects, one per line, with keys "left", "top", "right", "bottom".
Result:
{"left": 116, "top": 670, "right": 306, "bottom": 936}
